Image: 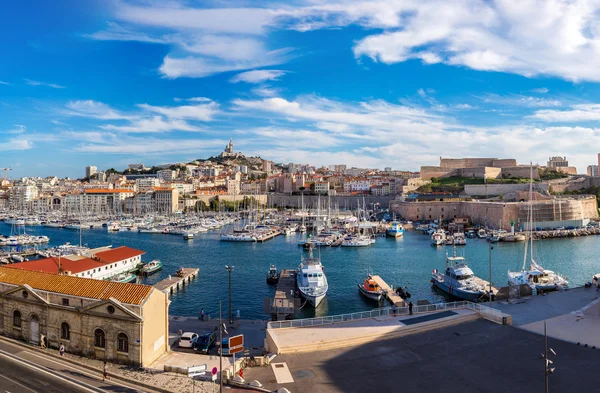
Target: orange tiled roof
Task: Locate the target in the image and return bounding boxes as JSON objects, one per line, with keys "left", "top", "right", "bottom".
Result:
{"left": 0, "top": 267, "right": 152, "bottom": 305}
{"left": 6, "top": 256, "right": 107, "bottom": 274}
{"left": 94, "top": 246, "right": 145, "bottom": 263}
{"left": 153, "top": 187, "right": 174, "bottom": 191}
{"left": 85, "top": 189, "right": 134, "bottom": 194}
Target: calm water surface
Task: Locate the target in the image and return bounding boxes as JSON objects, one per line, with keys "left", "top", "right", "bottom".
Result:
{"left": 2, "top": 222, "right": 599, "bottom": 319}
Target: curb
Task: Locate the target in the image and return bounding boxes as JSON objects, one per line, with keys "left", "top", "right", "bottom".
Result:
{"left": 0, "top": 335, "right": 174, "bottom": 393}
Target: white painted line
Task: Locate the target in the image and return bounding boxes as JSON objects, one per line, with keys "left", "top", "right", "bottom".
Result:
{"left": 271, "top": 362, "right": 294, "bottom": 384}
{"left": 0, "top": 374, "right": 37, "bottom": 393}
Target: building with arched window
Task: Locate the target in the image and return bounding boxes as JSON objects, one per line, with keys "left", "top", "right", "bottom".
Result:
{"left": 0, "top": 267, "right": 168, "bottom": 366}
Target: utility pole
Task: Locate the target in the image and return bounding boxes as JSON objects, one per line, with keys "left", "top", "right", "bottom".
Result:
{"left": 489, "top": 244, "right": 493, "bottom": 303}
{"left": 539, "top": 320, "right": 556, "bottom": 393}
{"left": 225, "top": 266, "right": 234, "bottom": 324}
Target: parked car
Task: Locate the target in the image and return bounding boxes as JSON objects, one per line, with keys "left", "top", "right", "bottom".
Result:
{"left": 178, "top": 332, "right": 198, "bottom": 348}
{"left": 193, "top": 331, "right": 216, "bottom": 354}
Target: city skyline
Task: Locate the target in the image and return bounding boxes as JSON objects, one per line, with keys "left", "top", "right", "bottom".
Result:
{"left": 4, "top": 1, "right": 600, "bottom": 178}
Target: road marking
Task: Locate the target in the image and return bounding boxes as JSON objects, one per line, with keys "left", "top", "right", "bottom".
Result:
{"left": 0, "top": 349, "right": 101, "bottom": 393}
{"left": 271, "top": 362, "right": 294, "bottom": 384}
{"left": 0, "top": 373, "right": 37, "bottom": 393}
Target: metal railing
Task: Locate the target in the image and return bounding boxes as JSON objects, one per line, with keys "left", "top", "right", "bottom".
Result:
{"left": 267, "top": 300, "right": 504, "bottom": 329}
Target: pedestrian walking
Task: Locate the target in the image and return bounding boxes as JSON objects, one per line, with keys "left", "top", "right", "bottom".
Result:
{"left": 391, "top": 303, "right": 397, "bottom": 316}
{"left": 200, "top": 308, "right": 205, "bottom": 321}
{"left": 408, "top": 301, "right": 413, "bottom": 316}
{"left": 594, "top": 276, "right": 599, "bottom": 291}
{"left": 103, "top": 361, "right": 109, "bottom": 381}
{"left": 40, "top": 333, "right": 46, "bottom": 349}
{"left": 59, "top": 343, "right": 65, "bottom": 357}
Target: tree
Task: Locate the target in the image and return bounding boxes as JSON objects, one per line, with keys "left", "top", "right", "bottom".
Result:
{"left": 309, "top": 183, "right": 315, "bottom": 191}
{"left": 299, "top": 186, "right": 306, "bottom": 192}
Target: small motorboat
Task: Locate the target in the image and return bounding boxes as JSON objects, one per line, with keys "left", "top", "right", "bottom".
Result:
{"left": 110, "top": 273, "right": 137, "bottom": 283}
{"left": 140, "top": 260, "right": 163, "bottom": 275}
{"left": 266, "top": 265, "right": 279, "bottom": 284}
{"left": 395, "top": 286, "right": 411, "bottom": 299}
{"left": 357, "top": 275, "right": 385, "bottom": 302}
{"left": 183, "top": 232, "right": 194, "bottom": 240}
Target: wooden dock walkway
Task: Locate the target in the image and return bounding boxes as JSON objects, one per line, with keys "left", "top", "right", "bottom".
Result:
{"left": 371, "top": 275, "right": 405, "bottom": 306}
{"left": 256, "top": 229, "right": 283, "bottom": 243}
{"left": 268, "top": 269, "right": 300, "bottom": 321}
{"left": 473, "top": 276, "right": 499, "bottom": 300}
{"left": 154, "top": 268, "right": 199, "bottom": 295}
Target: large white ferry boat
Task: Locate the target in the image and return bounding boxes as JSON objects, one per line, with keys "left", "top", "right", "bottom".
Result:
{"left": 297, "top": 244, "right": 328, "bottom": 307}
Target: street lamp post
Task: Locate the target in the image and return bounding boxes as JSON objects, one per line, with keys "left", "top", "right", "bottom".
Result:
{"left": 488, "top": 244, "right": 493, "bottom": 303}
{"left": 225, "top": 266, "right": 234, "bottom": 324}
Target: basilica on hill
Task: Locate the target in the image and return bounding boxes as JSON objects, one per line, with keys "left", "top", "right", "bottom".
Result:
{"left": 219, "top": 138, "right": 244, "bottom": 159}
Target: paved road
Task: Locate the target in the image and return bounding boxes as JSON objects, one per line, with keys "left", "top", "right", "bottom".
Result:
{"left": 0, "top": 339, "right": 157, "bottom": 393}
{"left": 245, "top": 319, "right": 600, "bottom": 393}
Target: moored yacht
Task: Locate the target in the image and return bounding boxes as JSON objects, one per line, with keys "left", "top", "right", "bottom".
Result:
{"left": 430, "top": 229, "right": 446, "bottom": 246}
{"left": 297, "top": 244, "right": 328, "bottom": 307}
{"left": 431, "top": 248, "right": 486, "bottom": 302}
{"left": 386, "top": 221, "right": 404, "bottom": 238}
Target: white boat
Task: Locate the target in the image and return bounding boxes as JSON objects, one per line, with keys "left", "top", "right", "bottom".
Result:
{"left": 107, "top": 222, "right": 120, "bottom": 231}
{"left": 431, "top": 248, "right": 486, "bottom": 302}
{"left": 454, "top": 232, "right": 466, "bottom": 246}
{"left": 357, "top": 275, "right": 385, "bottom": 301}
{"left": 508, "top": 164, "right": 568, "bottom": 293}
{"left": 341, "top": 235, "right": 374, "bottom": 247}
{"left": 386, "top": 221, "right": 404, "bottom": 238}
{"left": 430, "top": 229, "right": 446, "bottom": 246}
{"left": 138, "top": 226, "right": 162, "bottom": 234}
{"left": 219, "top": 233, "right": 257, "bottom": 242}
{"left": 5, "top": 218, "right": 25, "bottom": 226}
{"left": 477, "top": 229, "right": 487, "bottom": 239}
{"left": 183, "top": 232, "right": 194, "bottom": 240}
{"left": 297, "top": 244, "right": 328, "bottom": 307}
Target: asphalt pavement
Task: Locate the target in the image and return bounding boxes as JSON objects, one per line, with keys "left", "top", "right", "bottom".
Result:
{"left": 0, "top": 339, "right": 158, "bottom": 393}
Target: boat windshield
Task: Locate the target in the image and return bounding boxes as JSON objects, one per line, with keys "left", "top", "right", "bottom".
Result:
{"left": 456, "top": 274, "right": 473, "bottom": 280}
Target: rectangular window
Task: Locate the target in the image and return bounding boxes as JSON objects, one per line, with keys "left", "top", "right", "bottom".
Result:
{"left": 62, "top": 298, "right": 69, "bottom": 306}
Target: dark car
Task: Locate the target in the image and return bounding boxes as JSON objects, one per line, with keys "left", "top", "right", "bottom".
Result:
{"left": 193, "top": 331, "right": 216, "bottom": 354}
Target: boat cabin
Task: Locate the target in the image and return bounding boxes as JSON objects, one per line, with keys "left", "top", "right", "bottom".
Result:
{"left": 363, "top": 278, "right": 381, "bottom": 292}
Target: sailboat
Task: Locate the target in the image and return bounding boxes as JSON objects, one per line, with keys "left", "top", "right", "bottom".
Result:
{"left": 507, "top": 164, "right": 568, "bottom": 293}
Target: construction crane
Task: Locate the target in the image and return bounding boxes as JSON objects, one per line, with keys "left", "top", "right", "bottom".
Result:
{"left": 2, "top": 167, "right": 11, "bottom": 182}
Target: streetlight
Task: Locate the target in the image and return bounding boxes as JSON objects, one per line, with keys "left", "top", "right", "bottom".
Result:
{"left": 488, "top": 244, "right": 494, "bottom": 303}
{"left": 539, "top": 321, "right": 556, "bottom": 393}
{"left": 225, "top": 266, "right": 234, "bottom": 324}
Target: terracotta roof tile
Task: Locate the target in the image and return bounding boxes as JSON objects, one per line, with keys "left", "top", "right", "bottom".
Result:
{"left": 0, "top": 267, "right": 152, "bottom": 305}
{"left": 94, "top": 246, "right": 145, "bottom": 263}
{"left": 6, "top": 257, "right": 107, "bottom": 274}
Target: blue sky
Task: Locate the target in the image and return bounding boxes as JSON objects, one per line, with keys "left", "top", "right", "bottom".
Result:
{"left": 2, "top": 0, "right": 600, "bottom": 178}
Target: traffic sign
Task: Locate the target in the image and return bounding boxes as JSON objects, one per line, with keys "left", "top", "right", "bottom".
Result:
{"left": 229, "top": 334, "right": 244, "bottom": 354}
{"left": 212, "top": 367, "right": 218, "bottom": 376}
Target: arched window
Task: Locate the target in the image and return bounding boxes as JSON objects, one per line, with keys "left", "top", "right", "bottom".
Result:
{"left": 13, "top": 310, "right": 21, "bottom": 328}
{"left": 117, "top": 333, "right": 129, "bottom": 353}
{"left": 94, "top": 329, "right": 105, "bottom": 348}
{"left": 61, "top": 322, "right": 70, "bottom": 340}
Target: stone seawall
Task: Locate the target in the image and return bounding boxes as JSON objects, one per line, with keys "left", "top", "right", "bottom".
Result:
{"left": 390, "top": 196, "right": 598, "bottom": 230}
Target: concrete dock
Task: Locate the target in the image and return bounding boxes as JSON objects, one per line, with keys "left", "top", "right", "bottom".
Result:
{"left": 371, "top": 275, "right": 405, "bottom": 306}
{"left": 269, "top": 269, "right": 300, "bottom": 321}
{"left": 154, "top": 268, "right": 199, "bottom": 295}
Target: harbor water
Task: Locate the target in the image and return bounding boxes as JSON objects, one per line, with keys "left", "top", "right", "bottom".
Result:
{"left": 2, "top": 222, "right": 599, "bottom": 320}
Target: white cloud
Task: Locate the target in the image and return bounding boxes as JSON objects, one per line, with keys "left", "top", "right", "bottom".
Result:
{"left": 89, "top": 3, "right": 291, "bottom": 79}
{"left": 0, "top": 80, "right": 11, "bottom": 85}
{"left": 531, "top": 88, "right": 549, "bottom": 94}
{"left": 0, "top": 137, "right": 33, "bottom": 151}
{"left": 6, "top": 125, "right": 26, "bottom": 134}
{"left": 100, "top": 116, "right": 202, "bottom": 133}
{"left": 65, "top": 100, "right": 133, "bottom": 120}
{"left": 24, "top": 79, "right": 65, "bottom": 89}
{"left": 251, "top": 127, "right": 340, "bottom": 148}
{"left": 530, "top": 104, "right": 600, "bottom": 122}
{"left": 137, "top": 101, "right": 219, "bottom": 121}
{"left": 74, "top": 137, "right": 225, "bottom": 154}
{"left": 251, "top": 86, "right": 281, "bottom": 97}
{"left": 481, "top": 94, "right": 562, "bottom": 107}
{"left": 159, "top": 51, "right": 289, "bottom": 79}
{"left": 230, "top": 70, "right": 286, "bottom": 84}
